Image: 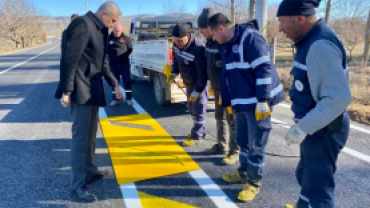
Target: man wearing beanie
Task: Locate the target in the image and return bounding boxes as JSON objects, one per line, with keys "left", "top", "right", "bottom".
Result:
{"left": 198, "top": 8, "right": 239, "bottom": 165}
{"left": 167, "top": 23, "right": 208, "bottom": 147}
{"left": 208, "top": 13, "right": 286, "bottom": 202}
{"left": 277, "top": 0, "right": 352, "bottom": 208}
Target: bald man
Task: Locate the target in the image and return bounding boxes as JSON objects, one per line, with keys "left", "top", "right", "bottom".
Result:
{"left": 56, "top": 1, "right": 124, "bottom": 203}
{"left": 107, "top": 23, "right": 133, "bottom": 106}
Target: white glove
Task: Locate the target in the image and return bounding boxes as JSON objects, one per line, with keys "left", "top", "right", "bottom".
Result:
{"left": 255, "top": 102, "right": 271, "bottom": 121}
{"left": 189, "top": 91, "right": 200, "bottom": 102}
{"left": 284, "top": 123, "right": 307, "bottom": 146}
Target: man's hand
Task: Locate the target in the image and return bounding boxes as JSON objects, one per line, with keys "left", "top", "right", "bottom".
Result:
{"left": 166, "top": 73, "right": 178, "bottom": 83}
{"left": 114, "top": 86, "right": 126, "bottom": 102}
{"left": 284, "top": 123, "right": 307, "bottom": 146}
{"left": 189, "top": 91, "right": 200, "bottom": 102}
{"left": 255, "top": 102, "right": 271, "bottom": 121}
{"left": 60, "top": 94, "right": 71, "bottom": 108}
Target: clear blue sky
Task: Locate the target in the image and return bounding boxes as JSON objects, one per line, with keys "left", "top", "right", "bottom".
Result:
{"left": 32, "top": 0, "right": 283, "bottom": 17}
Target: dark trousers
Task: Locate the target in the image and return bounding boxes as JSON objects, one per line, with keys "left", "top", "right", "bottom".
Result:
{"left": 186, "top": 85, "right": 208, "bottom": 140}
{"left": 71, "top": 103, "right": 99, "bottom": 189}
{"left": 235, "top": 111, "right": 272, "bottom": 187}
{"left": 214, "top": 90, "right": 239, "bottom": 154}
{"left": 110, "top": 63, "right": 132, "bottom": 101}
{"left": 296, "top": 114, "right": 350, "bottom": 208}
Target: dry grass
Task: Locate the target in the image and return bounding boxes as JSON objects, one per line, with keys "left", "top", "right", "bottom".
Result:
{"left": 277, "top": 67, "right": 370, "bottom": 125}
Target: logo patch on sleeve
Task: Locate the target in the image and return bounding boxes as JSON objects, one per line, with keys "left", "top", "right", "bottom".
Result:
{"left": 232, "top": 45, "right": 239, "bottom": 53}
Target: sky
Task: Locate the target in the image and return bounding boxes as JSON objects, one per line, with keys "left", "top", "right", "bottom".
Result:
{"left": 31, "top": 0, "right": 283, "bottom": 17}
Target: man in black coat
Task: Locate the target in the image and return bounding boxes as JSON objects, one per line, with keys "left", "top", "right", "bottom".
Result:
{"left": 107, "top": 23, "right": 133, "bottom": 106}
{"left": 55, "top": 1, "right": 124, "bottom": 203}
{"left": 61, "top": 13, "right": 79, "bottom": 53}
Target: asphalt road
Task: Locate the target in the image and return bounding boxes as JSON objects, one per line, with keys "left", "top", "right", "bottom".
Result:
{"left": 0, "top": 38, "right": 369, "bottom": 208}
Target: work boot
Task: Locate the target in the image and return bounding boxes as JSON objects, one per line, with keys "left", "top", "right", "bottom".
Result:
{"left": 183, "top": 135, "right": 203, "bottom": 147}
{"left": 221, "top": 152, "right": 239, "bottom": 165}
{"left": 127, "top": 100, "right": 133, "bottom": 106}
{"left": 203, "top": 144, "right": 227, "bottom": 155}
{"left": 282, "top": 205, "right": 296, "bottom": 208}
{"left": 237, "top": 182, "right": 260, "bottom": 202}
{"left": 110, "top": 100, "right": 119, "bottom": 106}
{"left": 222, "top": 170, "right": 249, "bottom": 183}
{"left": 72, "top": 185, "right": 97, "bottom": 203}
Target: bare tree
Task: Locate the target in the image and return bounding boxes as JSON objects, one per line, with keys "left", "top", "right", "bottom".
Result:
{"left": 0, "top": 0, "right": 46, "bottom": 49}
{"left": 197, "top": 0, "right": 249, "bottom": 24}
{"left": 162, "top": 0, "right": 187, "bottom": 14}
{"left": 332, "top": 17, "right": 366, "bottom": 62}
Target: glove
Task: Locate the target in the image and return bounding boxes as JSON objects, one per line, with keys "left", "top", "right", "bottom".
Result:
{"left": 189, "top": 91, "right": 200, "bottom": 102}
{"left": 208, "top": 88, "right": 215, "bottom": 97}
{"left": 227, "top": 106, "right": 233, "bottom": 114}
{"left": 166, "top": 73, "right": 177, "bottom": 83}
{"left": 255, "top": 102, "right": 271, "bottom": 121}
{"left": 284, "top": 123, "right": 307, "bottom": 146}
{"left": 215, "top": 60, "right": 222, "bottom": 68}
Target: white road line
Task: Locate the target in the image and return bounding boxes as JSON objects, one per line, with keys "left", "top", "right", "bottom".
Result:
{"left": 277, "top": 103, "right": 370, "bottom": 135}
{"left": 98, "top": 107, "right": 143, "bottom": 208}
{"left": 103, "top": 86, "right": 238, "bottom": 208}
{"left": 272, "top": 117, "right": 370, "bottom": 164}
{"left": 190, "top": 170, "right": 238, "bottom": 208}
{"left": 120, "top": 183, "right": 144, "bottom": 208}
{"left": 0, "top": 44, "right": 60, "bottom": 75}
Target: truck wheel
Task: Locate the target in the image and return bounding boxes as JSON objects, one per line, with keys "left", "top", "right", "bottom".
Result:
{"left": 153, "top": 73, "right": 170, "bottom": 106}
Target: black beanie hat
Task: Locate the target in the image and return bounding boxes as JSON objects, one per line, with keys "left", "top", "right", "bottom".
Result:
{"left": 198, "top": 8, "right": 215, "bottom": 28}
{"left": 172, "top": 23, "right": 188, "bottom": 37}
{"left": 277, "top": 0, "right": 322, "bottom": 17}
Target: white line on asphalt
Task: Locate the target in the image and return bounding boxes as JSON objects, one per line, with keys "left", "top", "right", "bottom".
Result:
{"left": 0, "top": 43, "right": 60, "bottom": 75}
{"left": 102, "top": 86, "right": 238, "bottom": 208}
{"left": 98, "top": 107, "right": 144, "bottom": 208}
{"left": 277, "top": 103, "right": 370, "bottom": 135}
{"left": 272, "top": 117, "right": 370, "bottom": 164}
{"left": 120, "top": 183, "right": 144, "bottom": 208}
{"left": 190, "top": 170, "right": 239, "bottom": 208}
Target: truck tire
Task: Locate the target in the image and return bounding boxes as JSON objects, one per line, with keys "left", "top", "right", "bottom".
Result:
{"left": 153, "top": 73, "right": 170, "bottom": 106}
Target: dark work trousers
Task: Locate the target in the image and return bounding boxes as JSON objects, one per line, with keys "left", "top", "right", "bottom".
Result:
{"left": 214, "top": 90, "right": 239, "bottom": 154}
{"left": 186, "top": 84, "right": 208, "bottom": 140}
{"left": 71, "top": 103, "right": 99, "bottom": 189}
{"left": 235, "top": 111, "right": 272, "bottom": 187}
{"left": 296, "top": 114, "right": 350, "bottom": 208}
{"left": 110, "top": 63, "right": 132, "bottom": 101}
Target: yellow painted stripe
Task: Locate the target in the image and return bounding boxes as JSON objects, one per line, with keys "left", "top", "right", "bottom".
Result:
{"left": 139, "top": 191, "right": 199, "bottom": 208}
{"left": 99, "top": 113, "right": 200, "bottom": 185}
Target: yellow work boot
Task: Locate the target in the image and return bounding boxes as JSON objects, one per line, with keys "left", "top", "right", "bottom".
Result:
{"left": 221, "top": 152, "right": 239, "bottom": 165}
{"left": 282, "top": 205, "right": 296, "bottom": 208}
{"left": 204, "top": 144, "right": 227, "bottom": 155}
{"left": 237, "top": 182, "right": 260, "bottom": 202}
{"left": 222, "top": 170, "right": 249, "bottom": 183}
{"left": 183, "top": 135, "right": 202, "bottom": 147}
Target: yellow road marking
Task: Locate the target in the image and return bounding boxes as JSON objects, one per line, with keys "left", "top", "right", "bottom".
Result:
{"left": 139, "top": 192, "right": 199, "bottom": 208}
{"left": 99, "top": 113, "right": 200, "bottom": 185}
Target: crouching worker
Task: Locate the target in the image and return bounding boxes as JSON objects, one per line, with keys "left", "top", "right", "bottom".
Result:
{"left": 167, "top": 23, "right": 208, "bottom": 147}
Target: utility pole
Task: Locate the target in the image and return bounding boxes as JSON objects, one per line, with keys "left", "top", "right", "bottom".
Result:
{"left": 231, "top": 0, "right": 235, "bottom": 24}
{"left": 255, "top": 0, "right": 267, "bottom": 35}
{"left": 249, "top": 0, "right": 255, "bottom": 20}
{"left": 325, "top": 0, "right": 332, "bottom": 23}
{"left": 362, "top": 9, "right": 370, "bottom": 67}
